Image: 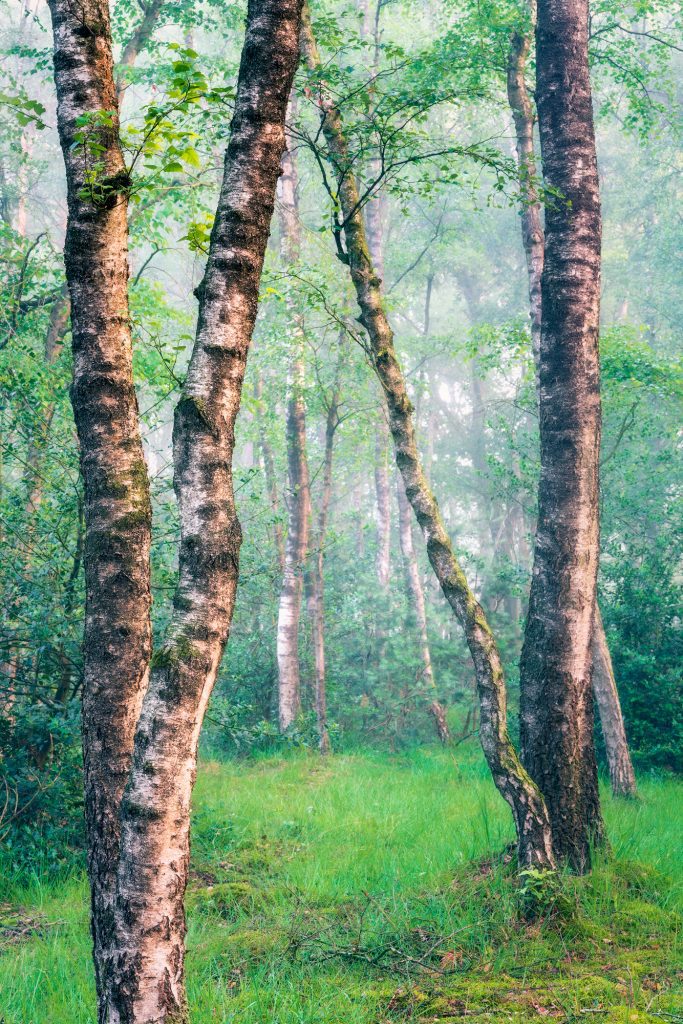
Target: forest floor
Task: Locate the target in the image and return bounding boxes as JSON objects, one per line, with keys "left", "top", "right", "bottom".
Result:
{"left": 0, "top": 747, "right": 682, "bottom": 1023}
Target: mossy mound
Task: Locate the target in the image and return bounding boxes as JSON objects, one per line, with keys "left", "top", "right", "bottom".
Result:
{"left": 189, "top": 880, "right": 270, "bottom": 921}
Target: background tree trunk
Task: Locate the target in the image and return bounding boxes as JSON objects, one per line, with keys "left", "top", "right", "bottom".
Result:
{"left": 365, "top": 181, "right": 392, "bottom": 592}
{"left": 373, "top": 417, "right": 392, "bottom": 590}
{"left": 506, "top": 23, "right": 543, "bottom": 372}
{"left": 396, "top": 473, "right": 449, "bottom": 743}
{"left": 507, "top": 15, "right": 637, "bottom": 801}
{"left": 301, "top": 4, "right": 554, "bottom": 871}
{"left": 276, "top": 100, "right": 311, "bottom": 732}
{"left": 47, "top": 0, "right": 153, "bottom": 1006}
{"left": 23, "top": 284, "right": 70, "bottom": 522}
{"left": 305, "top": 345, "right": 344, "bottom": 755}
{"left": 107, "top": 3, "right": 303, "bottom": 1020}
{"left": 116, "top": 0, "right": 165, "bottom": 97}
{"left": 519, "top": 0, "right": 605, "bottom": 870}
{"left": 255, "top": 373, "right": 286, "bottom": 571}
{"left": 591, "top": 606, "right": 638, "bottom": 797}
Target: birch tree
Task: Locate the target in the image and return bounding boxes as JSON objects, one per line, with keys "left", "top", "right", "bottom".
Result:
{"left": 506, "top": 8, "right": 637, "bottom": 801}
{"left": 518, "top": 0, "right": 606, "bottom": 869}
{"left": 109, "top": 3, "right": 303, "bottom": 1015}
{"left": 47, "top": 0, "right": 154, "bottom": 1001}
{"left": 48, "top": 0, "right": 303, "bottom": 1018}
{"left": 276, "top": 104, "right": 312, "bottom": 732}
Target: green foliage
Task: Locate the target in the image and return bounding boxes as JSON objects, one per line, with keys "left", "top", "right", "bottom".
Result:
{"left": 518, "top": 868, "right": 575, "bottom": 921}
{"left": 0, "top": 706, "right": 83, "bottom": 872}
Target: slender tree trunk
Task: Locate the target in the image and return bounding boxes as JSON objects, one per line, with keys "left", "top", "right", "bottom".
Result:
{"left": 116, "top": 0, "right": 165, "bottom": 96}
{"left": 106, "top": 4, "right": 302, "bottom": 1021}
{"left": 278, "top": 351, "right": 310, "bottom": 731}
{"left": 468, "top": 355, "right": 496, "bottom": 566}
{"left": 255, "top": 374, "right": 285, "bottom": 571}
{"left": 54, "top": 495, "right": 85, "bottom": 704}
{"left": 306, "top": 348, "right": 343, "bottom": 754}
{"left": 365, "top": 170, "right": 392, "bottom": 592}
{"left": 518, "top": 0, "right": 605, "bottom": 870}
{"left": 373, "top": 416, "right": 392, "bottom": 589}
{"left": 276, "top": 98, "right": 311, "bottom": 732}
{"left": 396, "top": 473, "right": 449, "bottom": 743}
{"left": 47, "top": 0, "right": 153, "bottom": 1004}
{"left": 301, "top": 6, "right": 554, "bottom": 870}
{"left": 506, "top": 23, "right": 543, "bottom": 372}
{"left": 24, "top": 284, "right": 70, "bottom": 519}
{"left": 591, "top": 606, "right": 637, "bottom": 797}
{"left": 507, "top": 13, "right": 636, "bottom": 801}
{"left": 354, "top": 481, "right": 366, "bottom": 557}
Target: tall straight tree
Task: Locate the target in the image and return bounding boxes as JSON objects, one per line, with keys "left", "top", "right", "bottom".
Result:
{"left": 305, "top": 336, "right": 345, "bottom": 754}
{"left": 47, "top": 0, "right": 153, "bottom": 1003}
{"left": 301, "top": 5, "right": 555, "bottom": 871}
{"left": 506, "top": 13, "right": 637, "bottom": 800}
{"left": 276, "top": 102, "right": 312, "bottom": 732}
{"left": 518, "top": 0, "right": 606, "bottom": 869}
{"left": 361, "top": 0, "right": 392, "bottom": 594}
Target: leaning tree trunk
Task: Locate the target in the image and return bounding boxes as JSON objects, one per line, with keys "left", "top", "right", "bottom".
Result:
{"left": 276, "top": 99, "right": 311, "bottom": 732}
{"left": 396, "top": 473, "right": 450, "bottom": 743}
{"left": 591, "top": 606, "right": 637, "bottom": 797}
{"left": 116, "top": 0, "right": 165, "bottom": 96}
{"left": 47, "top": 0, "right": 153, "bottom": 1006}
{"left": 301, "top": 4, "right": 554, "bottom": 870}
{"left": 107, "top": 3, "right": 303, "bottom": 1021}
{"left": 518, "top": 0, "right": 605, "bottom": 871}
{"left": 507, "top": 14, "right": 636, "bottom": 801}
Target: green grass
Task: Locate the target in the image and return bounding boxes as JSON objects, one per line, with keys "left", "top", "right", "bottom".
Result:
{"left": 1, "top": 746, "right": 682, "bottom": 1023}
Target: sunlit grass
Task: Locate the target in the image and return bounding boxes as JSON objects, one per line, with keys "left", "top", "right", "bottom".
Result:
{"left": 1, "top": 746, "right": 681, "bottom": 1023}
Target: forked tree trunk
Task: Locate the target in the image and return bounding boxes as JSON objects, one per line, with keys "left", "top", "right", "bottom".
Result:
{"left": 301, "top": 5, "right": 554, "bottom": 870}
{"left": 396, "top": 474, "right": 450, "bottom": 743}
{"left": 507, "top": 15, "right": 636, "bottom": 801}
{"left": 105, "top": 3, "right": 303, "bottom": 1021}
{"left": 47, "top": 0, "right": 153, "bottom": 1005}
{"left": 518, "top": 0, "right": 605, "bottom": 870}
{"left": 276, "top": 104, "right": 311, "bottom": 732}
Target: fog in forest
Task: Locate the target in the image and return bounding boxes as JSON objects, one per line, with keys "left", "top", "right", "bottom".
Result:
{"left": 0, "top": 0, "right": 681, "bottom": 1021}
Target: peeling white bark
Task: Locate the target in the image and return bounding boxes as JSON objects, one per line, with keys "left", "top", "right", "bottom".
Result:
{"left": 106, "top": 4, "right": 304, "bottom": 1020}
{"left": 507, "top": 12, "right": 636, "bottom": 805}
{"left": 276, "top": 105, "right": 311, "bottom": 732}
{"left": 47, "top": 0, "right": 153, "bottom": 1006}
{"left": 519, "top": 0, "right": 605, "bottom": 870}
